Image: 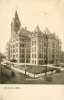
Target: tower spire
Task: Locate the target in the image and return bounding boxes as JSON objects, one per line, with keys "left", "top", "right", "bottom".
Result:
{"left": 14, "top": 10, "right": 21, "bottom": 32}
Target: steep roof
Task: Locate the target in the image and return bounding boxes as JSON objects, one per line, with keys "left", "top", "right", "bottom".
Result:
{"left": 13, "top": 10, "right": 21, "bottom": 32}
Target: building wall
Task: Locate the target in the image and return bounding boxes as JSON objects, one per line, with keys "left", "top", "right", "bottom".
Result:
{"left": 8, "top": 30, "right": 61, "bottom": 65}
{"left": 31, "top": 33, "right": 38, "bottom": 64}
{"left": 19, "top": 34, "right": 31, "bottom": 63}
{"left": 31, "top": 31, "right": 61, "bottom": 65}
{"left": 9, "top": 31, "right": 31, "bottom": 63}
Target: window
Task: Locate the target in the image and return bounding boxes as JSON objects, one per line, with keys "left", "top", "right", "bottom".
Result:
{"left": 16, "top": 37, "right": 18, "bottom": 41}
{"left": 32, "top": 60, "right": 36, "bottom": 64}
{"left": 20, "top": 38, "right": 24, "bottom": 42}
{"left": 44, "top": 41, "right": 47, "bottom": 46}
{"left": 16, "top": 43, "right": 18, "bottom": 47}
{"left": 35, "top": 60, "right": 36, "bottom": 64}
{"left": 39, "top": 54, "right": 42, "bottom": 58}
{"left": 20, "top": 59, "right": 25, "bottom": 63}
{"left": 32, "top": 40, "right": 36, "bottom": 45}
{"left": 20, "top": 44, "right": 24, "bottom": 47}
{"left": 16, "top": 48, "right": 18, "bottom": 52}
{"left": 32, "top": 47, "right": 36, "bottom": 52}
{"left": 13, "top": 45, "right": 15, "bottom": 48}
{"left": 32, "top": 60, "right": 34, "bottom": 64}
{"left": 20, "top": 54, "right": 24, "bottom": 58}
{"left": 13, "top": 55, "right": 15, "bottom": 58}
{"left": 32, "top": 54, "right": 36, "bottom": 58}
{"left": 13, "top": 49, "right": 15, "bottom": 53}
{"left": 16, "top": 54, "right": 18, "bottom": 58}
{"left": 20, "top": 48, "right": 24, "bottom": 53}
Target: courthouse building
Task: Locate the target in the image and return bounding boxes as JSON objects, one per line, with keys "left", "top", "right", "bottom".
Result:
{"left": 7, "top": 10, "right": 61, "bottom": 65}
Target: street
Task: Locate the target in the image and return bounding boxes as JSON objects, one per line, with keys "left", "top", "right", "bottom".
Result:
{"left": 0, "top": 64, "right": 64, "bottom": 84}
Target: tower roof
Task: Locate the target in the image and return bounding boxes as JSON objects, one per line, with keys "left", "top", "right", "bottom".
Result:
{"left": 14, "top": 10, "right": 21, "bottom": 32}
{"left": 43, "top": 27, "right": 51, "bottom": 34}
{"left": 34, "top": 25, "right": 41, "bottom": 33}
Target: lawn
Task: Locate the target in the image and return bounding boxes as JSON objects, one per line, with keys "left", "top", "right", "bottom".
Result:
{"left": 51, "top": 70, "right": 64, "bottom": 84}
{"left": 0, "top": 70, "right": 64, "bottom": 84}
{"left": 14, "top": 64, "right": 55, "bottom": 74}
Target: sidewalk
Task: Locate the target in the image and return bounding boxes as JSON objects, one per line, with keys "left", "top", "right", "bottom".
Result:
{"left": 11, "top": 66, "right": 57, "bottom": 78}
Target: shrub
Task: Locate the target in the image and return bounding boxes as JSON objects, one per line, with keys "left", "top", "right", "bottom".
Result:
{"left": 44, "top": 76, "right": 53, "bottom": 82}
{"left": 56, "top": 69, "right": 61, "bottom": 73}
{"left": 11, "top": 71, "right": 15, "bottom": 77}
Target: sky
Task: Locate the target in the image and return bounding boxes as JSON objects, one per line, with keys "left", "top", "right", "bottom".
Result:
{"left": 0, "top": 0, "right": 64, "bottom": 53}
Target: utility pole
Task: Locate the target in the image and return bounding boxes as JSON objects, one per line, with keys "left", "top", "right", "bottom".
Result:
{"left": 25, "top": 44, "right": 26, "bottom": 79}
{"left": 45, "top": 31, "right": 48, "bottom": 79}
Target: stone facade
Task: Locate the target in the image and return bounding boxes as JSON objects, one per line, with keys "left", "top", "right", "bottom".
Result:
{"left": 7, "top": 11, "right": 61, "bottom": 65}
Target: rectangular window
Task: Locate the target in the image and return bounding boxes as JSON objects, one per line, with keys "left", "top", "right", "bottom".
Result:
{"left": 35, "top": 60, "right": 36, "bottom": 64}
{"left": 20, "top": 48, "right": 24, "bottom": 53}
{"left": 32, "top": 54, "right": 36, "bottom": 58}
{"left": 32, "top": 60, "right": 34, "bottom": 64}
{"left": 32, "top": 40, "right": 36, "bottom": 45}
{"left": 16, "top": 43, "right": 18, "bottom": 47}
{"left": 20, "top": 54, "right": 24, "bottom": 58}
{"left": 20, "top": 59, "right": 25, "bottom": 63}
{"left": 20, "top": 44, "right": 24, "bottom": 47}
{"left": 16, "top": 54, "right": 18, "bottom": 58}
{"left": 32, "top": 47, "right": 36, "bottom": 52}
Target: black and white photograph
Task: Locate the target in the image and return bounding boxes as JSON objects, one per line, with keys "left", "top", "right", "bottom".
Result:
{"left": 0, "top": 0, "right": 64, "bottom": 84}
